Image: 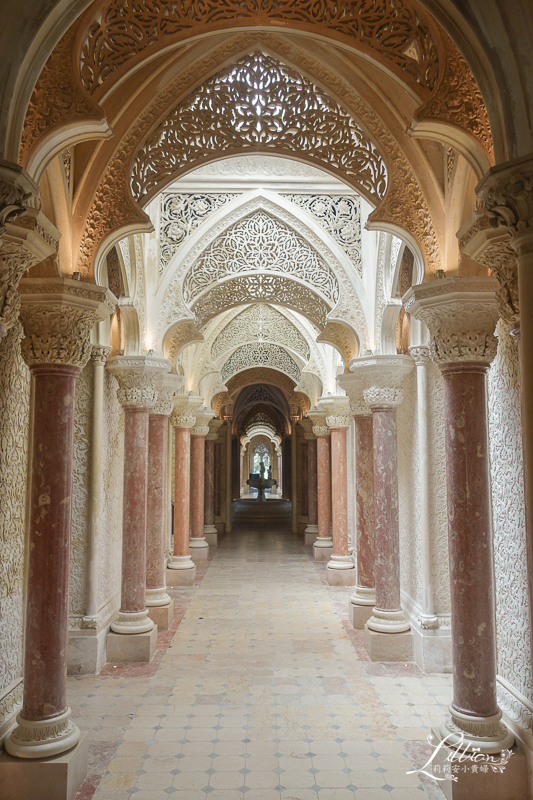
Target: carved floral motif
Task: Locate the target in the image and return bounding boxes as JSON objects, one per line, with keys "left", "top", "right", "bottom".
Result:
{"left": 221, "top": 342, "right": 301, "bottom": 383}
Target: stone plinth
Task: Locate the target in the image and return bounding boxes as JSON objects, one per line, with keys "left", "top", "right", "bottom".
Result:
{"left": 147, "top": 600, "right": 174, "bottom": 630}
{"left": 167, "top": 562, "right": 196, "bottom": 585}
{"left": 106, "top": 627, "right": 158, "bottom": 663}
{"left": 364, "top": 625, "right": 413, "bottom": 662}
{"left": 0, "top": 732, "right": 89, "bottom": 800}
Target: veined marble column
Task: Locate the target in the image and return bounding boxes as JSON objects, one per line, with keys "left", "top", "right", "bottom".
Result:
{"left": 291, "top": 417, "right": 299, "bottom": 533}
{"left": 339, "top": 372, "right": 376, "bottom": 628}
{"left": 5, "top": 278, "right": 113, "bottom": 765}
{"left": 214, "top": 437, "right": 222, "bottom": 523}
{"left": 106, "top": 355, "right": 170, "bottom": 663}
{"left": 308, "top": 410, "right": 333, "bottom": 560}
{"left": 225, "top": 418, "right": 233, "bottom": 533}
{"left": 406, "top": 278, "right": 514, "bottom": 755}
{"left": 349, "top": 356, "right": 414, "bottom": 662}
{"left": 146, "top": 374, "right": 183, "bottom": 630}
{"left": 167, "top": 397, "right": 199, "bottom": 585}
{"left": 190, "top": 407, "right": 214, "bottom": 560}
{"left": 322, "top": 399, "right": 355, "bottom": 586}
{"left": 204, "top": 419, "right": 223, "bottom": 545}
{"left": 303, "top": 423, "right": 318, "bottom": 545}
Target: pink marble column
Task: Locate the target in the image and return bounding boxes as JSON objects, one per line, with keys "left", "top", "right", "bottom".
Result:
{"left": 326, "top": 415, "right": 355, "bottom": 585}
{"left": 405, "top": 276, "right": 514, "bottom": 753}
{"left": 204, "top": 436, "right": 217, "bottom": 536}
{"left": 167, "top": 419, "right": 196, "bottom": 583}
{"left": 350, "top": 413, "right": 376, "bottom": 624}
{"left": 6, "top": 278, "right": 112, "bottom": 760}
{"left": 365, "top": 401, "right": 409, "bottom": 633}
{"left": 214, "top": 440, "right": 222, "bottom": 519}
{"left": 312, "top": 426, "right": 333, "bottom": 560}
{"left": 146, "top": 414, "right": 172, "bottom": 610}
{"left": 304, "top": 435, "right": 318, "bottom": 543}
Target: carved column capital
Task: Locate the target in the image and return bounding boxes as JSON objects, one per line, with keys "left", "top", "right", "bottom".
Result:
{"left": 19, "top": 277, "right": 115, "bottom": 369}
{"left": 107, "top": 355, "right": 170, "bottom": 408}
{"left": 337, "top": 372, "right": 371, "bottom": 417}
{"left": 299, "top": 417, "right": 315, "bottom": 439}
{"left": 0, "top": 160, "right": 38, "bottom": 239}
{"left": 90, "top": 344, "right": 112, "bottom": 364}
{"left": 0, "top": 209, "right": 59, "bottom": 338}
{"left": 170, "top": 394, "right": 204, "bottom": 429}
{"left": 404, "top": 277, "right": 499, "bottom": 369}
{"left": 307, "top": 408, "right": 329, "bottom": 436}
{"left": 477, "top": 154, "right": 533, "bottom": 255}
{"left": 348, "top": 354, "right": 414, "bottom": 410}
{"left": 152, "top": 372, "right": 184, "bottom": 416}
{"left": 409, "top": 345, "right": 431, "bottom": 365}
{"left": 191, "top": 406, "right": 215, "bottom": 436}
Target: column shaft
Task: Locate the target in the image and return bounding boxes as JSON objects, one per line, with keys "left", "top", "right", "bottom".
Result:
{"left": 225, "top": 421, "right": 232, "bottom": 533}
{"left": 8, "top": 365, "right": 81, "bottom": 756}
{"left": 354, "top": 415, "right": 375, "bottom": 592}
{"left": 146, "top": 414, "right": 171, "bottom": 606}
{"left": 174, "top": 427, "right": 192, "bottom": 558}
{"left": 313, "top": 433, "right": 333, "bottom": 558}
{"left": 327, "top": 426, "right": 355, "bottom": 584}
{"left": 307, "top": 439, "right": 318, "bottom": 527}
{"left": 367, "top": 407, "right": 409, "bottom": 633}
{"left": 442, "top": 365, "right": 498, "bottom": 718}
{"left": 291, "top": 423, "right": 298, "bottom": 532}
{"left": 204, "top": 438, "right": 216, "bottom": 529}
{"left": 214, "top": 441, "right": 221, "bottom": 518}
{"left": 86, "top": 351, "right": 108, "bottom": 618}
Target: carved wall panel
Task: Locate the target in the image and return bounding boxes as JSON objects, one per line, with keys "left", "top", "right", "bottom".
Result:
{"left": 70, "top": 363, "right": 93, "bottom": 618}
{"left": 221, "top": 342, "right": 301, "bottom": 384}
{"left": 182, "top": 211, "right": 340, "bottom": 306}
{"left": 192, "top": 274, "right": 330, "bottom": 330}
{"left": 488, "top": 321, "right": 532, "bottom": 734}
{"left": 0, "top": 323, "right": 30, "bottom": 716}
{"left": 159, "top": 193, "right": 238, "bottom": 275}
{"left": 79, "top": 0, "right": 439, "bottom": 96}
{"left": 211, "top": 303, "right": 310, "bottom": 364}
{"left": 98, "top": 371, "right": 124, "bottom": 612}
{"left": 131, "top": 54, "right": 387, "bottom": 204}
{"left": 283, "top": 195, "right": 362, "bottom": 276}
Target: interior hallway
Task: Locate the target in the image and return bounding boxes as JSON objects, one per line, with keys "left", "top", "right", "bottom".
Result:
{"left": 71, "top": 518, "right": 452, "bottom": 800}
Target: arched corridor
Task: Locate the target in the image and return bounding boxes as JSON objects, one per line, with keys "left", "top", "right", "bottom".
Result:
{"left": 1, "top": 2, "right": 533, "bottom": 799}
{"left": 68, "top": 517, "right": 454, "bottom": 800}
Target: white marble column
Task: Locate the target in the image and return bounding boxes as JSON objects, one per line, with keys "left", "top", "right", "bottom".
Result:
{"left": 190, "top": 406, "right": 214, "bottom": 560}
{"left": 308, "top": 409, "right": 333, "bottom": 560}
{"left": 225, "top": 417, "right": 233, "bottom": 533}
{"left": 204, "top": 418, "right": 223, "bottom": 545}
{"left": 291, "top": 416, "right": 299, "bottom": 533}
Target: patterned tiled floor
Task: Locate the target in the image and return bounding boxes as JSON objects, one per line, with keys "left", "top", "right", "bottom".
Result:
{"left": 71, "top": 518, "right": 452, "bottom": 800}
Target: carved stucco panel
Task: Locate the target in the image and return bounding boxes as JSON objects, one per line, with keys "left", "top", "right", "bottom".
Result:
{"left": 488, "top": 320, "right": 532, "bottom": 731}
{"left": 0, "top": 323, "right": 30, "bottom": 697}
{"left": 98, "top": 371, "right": 124, "bottom": 610}
{"left": 70, "top": 363, "right": 93, "bottom": 617}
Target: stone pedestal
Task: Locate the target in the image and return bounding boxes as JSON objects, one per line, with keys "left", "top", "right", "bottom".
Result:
{"left": 168, "top": 397, "right": 200, "bottom": 584}
{"left": 430, "top": 730, "right": 527, "bottom": 800}
{"left": 364, "top": 626, "right": 413, "bottom": 662}
{"left": 308, "top": 411, "right": 333, "bottom": 560}
{"left": 0, "top": 732, "right": 89, "bottom": 800}
{"left": 106, "top": 356, "right": 170, "bottom": 649}
{"left": 405, "top": 277, "right": 514, "bottom": 754}
{"left": 147, "top": 600, "right": 174, "bottom": 630}
{"left": 349, "top": 356, "right": 414, "bottom": 660}
{"left": 106, "top": 628, "right": 158, "bottom": 663}
{"left": 2, "top": 279, "right": 113, "bottom": 768}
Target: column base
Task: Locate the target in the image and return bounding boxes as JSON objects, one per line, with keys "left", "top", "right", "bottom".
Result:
{"left": 146, "top": 586, "right": 172, "bottom": 607}
{"left": 68, "top": 626, "right": 108, "bottom": 675}
{"left": 204, "top": 525, "right": 218, "bottom": 546}
{"left": 106, "top": 626, "right": 158, "bottom": 663}
{"left": 0, "top": 731, "right": 88, "bottom": 800}
{"left": 367, "top": 608, "right": 410, "bottom": 634}
{"left": 440, "top": 708, "right": 515, "bottom": 755}
{"left": 189, "top": 538, "right": 209, "bottom": 561}
{"left": 304, "top": 524, "right": 319, "bottom": 545}
{"left": 147, "top": 600, "right": 174, "bottom": 630}
{"left": 110, "top": 609, "right": 154, "bottom": 635}
{"left": 167, "top": 560, "right": 196, "bottom": 585}
{"left": 429, "top": 728, "right": 525, "bottom": 800}
{"left": 364, "top": 624, "right": 413, "bottom": 662}
{"left": 313, "top": 538, "right": 333, "bottom": 561}
{"left": 5, "top": 707, "right": 80, "bottom": 759}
